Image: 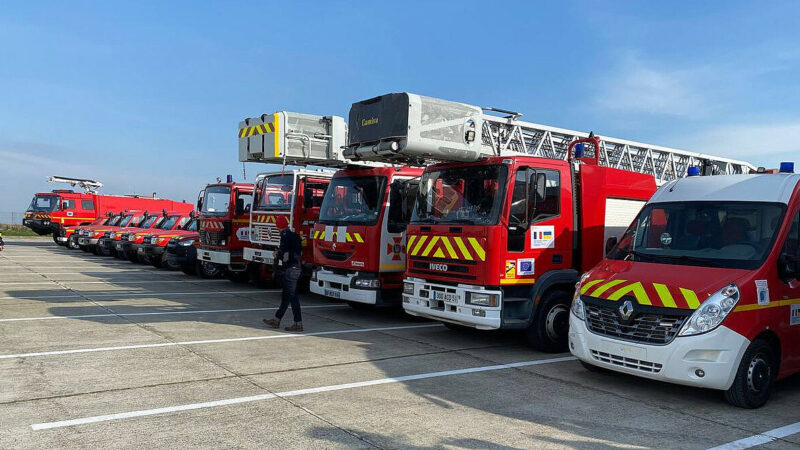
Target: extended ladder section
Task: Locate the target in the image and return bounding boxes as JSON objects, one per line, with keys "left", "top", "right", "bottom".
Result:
{"left": 343, "top": 93, "right": 756, "bottom": 184}
{"left": 48, "top": 176, "right": 103, "bottom": 193}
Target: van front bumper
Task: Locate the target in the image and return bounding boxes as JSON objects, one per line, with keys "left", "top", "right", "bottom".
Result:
{"left": 402, "top": 278, "right": 501, "bottom": 330}
{"left": 310, "top": 268, "right": 381, "bottom": 305}
{"left": 568, "top": 313, "right": 750, "bottom": 390}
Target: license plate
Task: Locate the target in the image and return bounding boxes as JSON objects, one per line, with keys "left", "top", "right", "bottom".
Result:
{"left": 324, "top": 289, "right": 341, "bottom": 299}
{"left": 434, "top": 291, "right": 460, "bottom": 303}
{"left": 138, "top": 248, "right": 144, "bottom": 254}
{"left": 598, "top": 339, "right": 647, "bottom": 360}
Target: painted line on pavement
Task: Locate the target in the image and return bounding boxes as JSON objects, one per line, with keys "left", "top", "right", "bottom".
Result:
{"left": 31, "top": 355, "right": 575, "bottom": 430}
{"left": 708, "top": 421, "right": 800, "bottom": 449}
{"left": 0, "top": 290, "right": 273, "bottom": 300}
{"left": 0, "top": 304, "right": 348, "bottom": 322}
{"left": 1, "top": 324, "right": 441, "bottom": 360}
{"left": 0, "top": 280, "right": 232, "bottom": 286}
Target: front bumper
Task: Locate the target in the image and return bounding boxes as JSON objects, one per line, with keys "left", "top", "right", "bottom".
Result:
{"left": 243, "top": 247, "right": 275, "bottom": 265}
{"left": 568, "top": 313, "right": 750, "bottom": 390}
{"left": 22, "top": 218, "right": 54, "bottom": 234}
{"left": 402, "top": 278, "right": 502, "bottom": 330}
{"left": 78, "top": 237, "right": 100, "bottom": 246}
{"left": 197, "top": 249, "right": 235, "bottom": 265}
{"left": 310, "top": 268, "right": 381, "bottom": 304}
{"left": 56, "top": 236, "right": 68, "bottom": 243}
{"left": 137, "top": 244, "right": 164, "bottom": 256}
{"left": 167, "top": 243, "right": 196, "bottom": 267}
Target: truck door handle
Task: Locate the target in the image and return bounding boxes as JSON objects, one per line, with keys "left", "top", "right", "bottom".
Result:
{"left": 552, "top": 254, "right": 563, "bottom": 264}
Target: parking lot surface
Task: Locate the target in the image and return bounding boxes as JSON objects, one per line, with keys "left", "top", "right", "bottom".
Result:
{"left": 1, "top": 237, "right": 799, "bottom": 449}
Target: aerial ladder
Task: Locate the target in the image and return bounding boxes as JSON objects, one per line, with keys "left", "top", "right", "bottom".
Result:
{"left": 343, "top": 93, "right": 756, "bottom": 184}
{"left": 47, "top": 176, "right": 104, "bottom": 194}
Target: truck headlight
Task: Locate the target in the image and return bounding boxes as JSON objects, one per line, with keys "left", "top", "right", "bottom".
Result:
{"left": 353, "top": 278, "right": 381, "bottom": 289}
{"left": 679, "top": 284, "right": 739, "bottom": 336}
{"left": 403, "top": 282, "right": 414, "bottom": 295}
{"left": 310, "top": 269, "right": 318, "bottom": 282}
{"left": 467, "top": 292, "right": 498, "bottom": 307}
{"left": 179, "top": 239, "right": 194, "bottom": 246}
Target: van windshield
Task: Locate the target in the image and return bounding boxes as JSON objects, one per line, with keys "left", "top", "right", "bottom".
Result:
{"left": 608, "top": 201, "right": 786, "bottom": 270}
{"left": 412, "top": 164, "right": 508, "bottom": 225}
{"left": 319, "top": 176, "right": 387, "bottom": 226}
{"left": 28, "top": 195, "right": 59, "bottom": 212}
{"left": 159, "top": 215, "right": 181, "bottom": 230}
{"left": 257, "top": 174, "right": 293, "bottom": 211}
{"left": 141, "top": 216, "right": 160, "bottom": 228}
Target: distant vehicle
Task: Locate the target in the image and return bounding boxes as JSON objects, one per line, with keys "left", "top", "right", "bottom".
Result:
{"left": 136, "top": 215, "right": 199, "bottom": 268}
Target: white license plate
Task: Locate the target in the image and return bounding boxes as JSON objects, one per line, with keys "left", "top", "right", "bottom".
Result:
{"left": 324, "top": 289, "right": 341, "bottom": 299}
{"left": 597, "top": 339, "right": 647, "bottom": 360}
{"left": 434, "top": 291, "right": 460, "bottom": 303}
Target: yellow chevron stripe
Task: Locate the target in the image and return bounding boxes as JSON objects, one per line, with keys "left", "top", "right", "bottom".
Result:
{"left": 653, "top": 283, "right": 677, "bottom": 308}
{"left": 589, "top": 279, "right": 627, "bottom": 297}
{"left": 467, "top": 238, "right": 485, "bottom": 261}
{"left": 579, "top": 279, "right": 604, "bottom": 294}
{"left": 354, "top": 233, "right": 364, "bottom": 243}
{"left": 681, "top": 288, "right": 700, "bottom": 309}
{"left": 407, "top": 235, "right": 417, "bottom": 250}
{"left": 607, "top": 281, "right": 651, "bottom": 305}
{"left": 313, "top": 230, "right": 319, "bottom": 239}
{"left": 453, "top": 237, "right": 473, "bottom": 261}
{"left": 432, "top": 248, "right": 445, "bottom": 258}
{"left": 421, "top": 236, "right": 440, "bottom": 257}
{"left": 411, "top": 235, "right": 428, "bottom": 256}
{"left": 319, "top": 231, "right": 325, "bottom": 240}
{"left": 440, "top": 237, "right": 458, "bottom": 259}
{"left": 345, "top": 233, "right": 353, "bottom": 242}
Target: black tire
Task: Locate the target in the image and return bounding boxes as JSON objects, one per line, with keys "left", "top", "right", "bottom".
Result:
{"left": 181, "top": 264, "right": 197, "bottom": 276}
{"left": 127, "top": 251, "right": 139, "bottom": 263}
{"left": 67, "top": 236, "right": 80, "bottom": 250}
{"left": 524, "top": 289, "right": 572, "bottom": 353}
{"left": 197, "top": 261, "right": 223, "bottom": 279}
{"left": 53, "top": 234, "right": 61, "bottom": 245}
{"left": 151, "top": 254, "right": 163, "bottom": 268}
{"left": 724, "top": 339, "right": 777, "bottom": 409}
{"left": 580, "top": 360, "right": 611, "bottom": 374}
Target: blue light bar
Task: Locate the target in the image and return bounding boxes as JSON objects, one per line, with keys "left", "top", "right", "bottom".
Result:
{"left": 779, "top": 162, "right": 794, "bottom": 173}
{"left": 226, "top": 174, "right": 234, "bottom": 183}
{"left": 574, "top": 143, "right": 585, "bottom": 158}
{"left": 687, "top": 166, "right": 701, "bottom": 177}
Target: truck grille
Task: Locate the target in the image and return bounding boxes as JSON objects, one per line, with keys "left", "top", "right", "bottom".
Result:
{"left": 252, "top": 223, "right": 280, "bottom": 244}
{"left": 142, "top": 236, "right": 153, "bottom": 245}
{"left": 320, "top": 250, "right": 352, "bottom": 261}
{"left": 121, "top": 234, "right": 130, "bottom": 242}
{"left": 590, "top": 350, "right": 663, "bottom": 373}
{"left": 200, "top": 230, "right": 226, "bottom": 246}
{"left": 583, "top": 298, "right": 690, "bottom": 345}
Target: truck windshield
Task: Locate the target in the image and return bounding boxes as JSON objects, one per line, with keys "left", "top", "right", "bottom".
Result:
{"left": 319, "top": 176, "right": 387, "bottom": 226}
{"left": 28, "top": 195, "right": 59, "bottom": 212}
{"left": 159, "top": 215, "right": 181, "bottom": 230}
{"left": 141, "top": 216, "right": 160, "bottom": 228}
{"left": 202, "top": 186, "right": 231, "bottom": 216}
{"left": 413, "top": 164, "right": 508, "bottom": 225}
{"left": 107, "top": 216, "right": 122, "bottom": 226}
{"left": 118, "top": 215, "right": 134, "bottom": 227}
{"left": 608, "top": 201, "right": 786, "bottom": 270}
{"left": 257, "top": 174, "right": 293, "bottom": 211}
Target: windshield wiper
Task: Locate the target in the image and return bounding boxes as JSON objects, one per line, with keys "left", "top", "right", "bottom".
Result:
{"left": 637, "top": 252, "right": 721, "bottom": 267}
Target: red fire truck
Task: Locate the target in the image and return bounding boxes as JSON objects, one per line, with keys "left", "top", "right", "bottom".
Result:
{"left": 25, "top": 176, "right": 188, "bottom": 244}
{"left": 195, "top": 177, "right": 254, "bottom": 279}
{"left": 137, "top": 215, "right": 199, "bottom": 268}
{"left": 570, "top": 165, "right": 800, "bottom": 408}
{"left": 344, "top": 92, "right": 756, "bottom": 351}
{"left": 311, "top": 166, "right": 423, "bottom": 307}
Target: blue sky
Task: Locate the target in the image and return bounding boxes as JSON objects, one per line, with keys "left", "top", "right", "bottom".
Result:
{"left": 2, "top": 1, "right": 799, "bottom": 212}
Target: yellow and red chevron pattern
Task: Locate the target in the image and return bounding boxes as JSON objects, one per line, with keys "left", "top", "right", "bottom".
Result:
{"left": 580, "top": 279, "right": 704, "bottom": 309}
{"left": 407, "top": 235, "right": 486, "bottom": 262}
{"left": 238, "top": 121, "right": 276, "bottom": 138}
{"left": 200, "top": 220, "right": 225, "bottom": 230}
{"left": 26, "top": 213, "right": 51, "bottom": 219}
{"left": 312, "top": 230, "right": 364, "bottom": 243}
{"left": 251, "top": 214, "right": 278, "bottom": 224}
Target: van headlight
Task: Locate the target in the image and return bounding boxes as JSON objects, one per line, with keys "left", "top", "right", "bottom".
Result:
{"left": 679, "top": 284, "right": 739, "bottom": 336}
{"left": 467, "top": 292, "right": 498, "bottom": 307}
{"left": 570, "top": 273, "right": 590, "bottom": 320}
{"left": 179, "top": 239, "right": 195, "bottom": 246}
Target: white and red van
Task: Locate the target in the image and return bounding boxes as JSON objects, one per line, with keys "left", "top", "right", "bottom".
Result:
{"left": 569, "top": 165, "right": 800, "bottom": 408}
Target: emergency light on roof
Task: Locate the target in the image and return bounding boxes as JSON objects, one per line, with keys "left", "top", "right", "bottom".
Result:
{"left": 574, "top": 143, "right": 585, "bottom": 158}
{"left": 687, "top": 167, "right": 701, "bottom": 177}
{"left": 226, "top": 174, "right": 233, "bottom": 183}
{"left": 779, "top": 162, "right": 794, "bottom": 173}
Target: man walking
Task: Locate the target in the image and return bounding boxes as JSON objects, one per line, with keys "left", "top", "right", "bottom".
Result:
{"left": 263, "top": 228, "right": 303, "bottom": 331}
{"left": 0, "top": 231, "right": 4, "bottom": 252}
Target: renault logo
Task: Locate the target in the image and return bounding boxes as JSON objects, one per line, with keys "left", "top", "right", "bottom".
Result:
{"left": 619, "top": 300, "right": 634, "bottom": 320}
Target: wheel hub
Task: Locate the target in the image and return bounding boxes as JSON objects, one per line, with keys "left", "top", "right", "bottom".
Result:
{"left": 747, "top": 355, "right": 770, "bottom": 393}
{"left": 545, "top": 304, "right": 569, "bottom": 341}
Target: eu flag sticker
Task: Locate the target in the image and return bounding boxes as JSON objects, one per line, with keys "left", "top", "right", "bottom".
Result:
{"left": 517, "top": 258, "right": 535, "bottom": 276}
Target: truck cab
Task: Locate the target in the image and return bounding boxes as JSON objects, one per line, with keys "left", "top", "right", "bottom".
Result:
{"left": 401, "top": 155, "right": 656, "bottom": 350}
{"left": 196, "top": 181, "right": 254, "bottom": 279}
{"left": 570, "top": 167, "right": 800, "bottom": 408}
{"left": 311, "top": 166, "right": 422, "bottom": 306}
{"left": 25, "top": 190, "right": 97, "bottom": 238}
{"left": 244, "top": 170, "right": 333, "bottom": 285}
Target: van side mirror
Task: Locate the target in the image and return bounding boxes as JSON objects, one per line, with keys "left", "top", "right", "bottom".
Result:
{"left": 778, "top": 253, "right": 799, "bottom": 281}
{"left": 605, "top": 237, "right": 618, "bottom": 256}
{"left": 235, "top": 198, "right": 245, "bottom": 216}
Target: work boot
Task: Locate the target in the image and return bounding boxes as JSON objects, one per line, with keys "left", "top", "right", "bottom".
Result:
{"left": 262, "top": 318, "right": 280, "bottom": 328}
{"left": 285, "top": 322, "right": 304, "bottom": 332}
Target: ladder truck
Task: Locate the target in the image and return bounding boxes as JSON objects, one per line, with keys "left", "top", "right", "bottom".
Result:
{"left": 238, "top": 112, "right": 423, "bottom": 306}
{"left": 344, "top": 92, "right": 756, "bottom": 351}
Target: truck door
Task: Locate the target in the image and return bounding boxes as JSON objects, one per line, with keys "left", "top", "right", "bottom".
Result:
{"left": 773, "top": 208, "right": 800, "bottom": 373}
{"left": 297, "top": 176, "right": 329, "bottom": 255}
{"left": 382, "top": 177, "right": 420, "bottom": 272}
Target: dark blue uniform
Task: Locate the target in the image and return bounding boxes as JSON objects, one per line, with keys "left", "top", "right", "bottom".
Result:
{"left": 274, "top": 229, "right": 303, "bottom": 324}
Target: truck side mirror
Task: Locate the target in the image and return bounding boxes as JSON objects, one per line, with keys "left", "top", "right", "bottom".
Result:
{"left": 303, "top": 187, "right": 313, "bottom": 209}
{"left": 235, "top": 198, "right": 245, "bottom": 216}
{"left": 196, "top": 190, "right": 205, "bottom": 212}
{"left": 605, "top": 237, "right": 618, "bottom": 256}
{"left": 778, "top": 253, "right": 799, "bottom": 281}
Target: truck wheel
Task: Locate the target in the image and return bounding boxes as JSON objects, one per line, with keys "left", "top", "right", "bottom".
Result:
{"left": 524, "top": 289, "right": 571, "bottom": 353}
{"left": 67, "top": 236, "right": 79, "bottom": 250}
{"left": 181, "top": 264, "right": 197, "bottom": 276}
{"left": 52, "top": 234, "right": 61, "bottom": 245}
{"left": 197, "top": 261, "right": 222, "bottom": 279}
{"left": 250, "top": 265, "right": 275, "bottom": 288}
{"left": 127, "top": 251, "right": 139, "bottom": 263}
{"left": 724, "top": 339, "right": 776, "bottom": 409}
